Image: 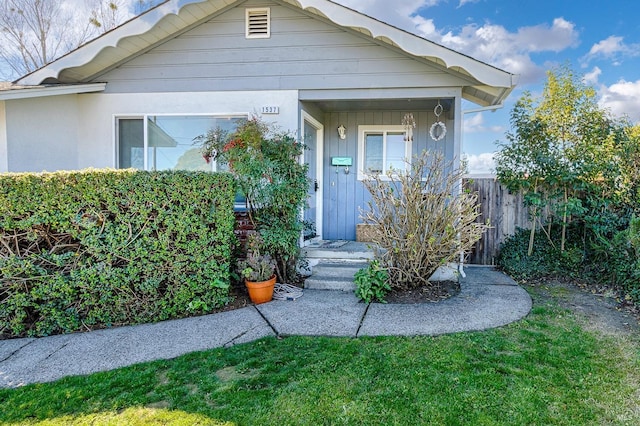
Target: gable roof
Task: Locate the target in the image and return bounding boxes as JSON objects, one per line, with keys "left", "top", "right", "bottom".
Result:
{"left": 14, "top": 0, "right": 516, "bottom": 106}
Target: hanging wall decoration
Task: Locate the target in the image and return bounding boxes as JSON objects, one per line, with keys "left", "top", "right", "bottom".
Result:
{"left": 429, "top": 100, "right": 447, "bottom": 142}
{"left": 402, "top": 113, "right": 416, "bottom": 142}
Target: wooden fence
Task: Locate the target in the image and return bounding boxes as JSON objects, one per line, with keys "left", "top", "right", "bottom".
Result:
{"left": 464, "top": 177, "right": 531, "bottom": 265}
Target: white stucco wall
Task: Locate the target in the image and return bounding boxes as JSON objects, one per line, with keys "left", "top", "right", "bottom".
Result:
{"left": 76, "top": 90, "right": 300, "bottom": 168}
{"left": 0, "top": 100, "right": 7, "bottom": 173}
{"left": 6, "top": 95, "right": 79, "bottom": 172}
{"left": 2, "top": 90, "right": 299, "bottom": 172}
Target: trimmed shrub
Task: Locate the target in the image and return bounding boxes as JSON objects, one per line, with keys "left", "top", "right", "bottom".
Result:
{"left": 0, "top": 169, "right": 237, "bottom": 338}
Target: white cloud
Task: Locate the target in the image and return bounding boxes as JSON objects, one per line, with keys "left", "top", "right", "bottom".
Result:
{"left": 411, "top": 17, "right": 579, "bottom": 84}
{"left": 517, "top": 18, "right": 578, "bottom": 53}
{"left": 583, "top": 66, "right": 602, "bottom": 85}
{"left": 582, "top": 35, "right": 640, "bottom": 66}
{"left": 458, "top": 0, "right": 480, "bottom": 7}
{"left": 463, "top": 113, "right": 504, "bottom": 133}
{"left": 580, "top": 67, "right": 640, "bottom": 123}
{"left": 599, "top": 79, "right": 640, "bottom": 123}
{"left": 589, "top": 35, "right": 625, "bottom": 56}
{"left": 413, "top": 16, "right": 437, "bottom": 36}
{"left": 464, "top": 113, "right": 484, "bottom": 132}
{"left": 463, "top": 152, "right": 496, "bottom": 174}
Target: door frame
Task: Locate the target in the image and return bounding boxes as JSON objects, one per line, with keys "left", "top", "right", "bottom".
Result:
{"left": 301, "top": 110, "right": 324, "bottom": 244}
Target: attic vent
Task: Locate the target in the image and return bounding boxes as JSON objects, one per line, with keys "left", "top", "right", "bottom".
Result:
{"left": 246, "top": 8, "right": 270, "bottom": 39}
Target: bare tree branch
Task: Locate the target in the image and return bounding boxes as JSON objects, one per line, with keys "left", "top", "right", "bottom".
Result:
{"left": 0, "top": 0, "right": 175, "bottom": 81}
{"left": 360, "top": 151, "right": 490, "bottom": 289}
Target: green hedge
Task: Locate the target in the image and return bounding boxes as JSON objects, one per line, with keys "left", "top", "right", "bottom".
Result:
{"left": 0, "top": 169, "right": 237, "bottom": 338}
{"left": 498, "top": 224, "right": 640, "bottom": 305}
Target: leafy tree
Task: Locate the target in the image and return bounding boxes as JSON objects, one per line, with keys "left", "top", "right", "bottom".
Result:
{"left": 495, "top": 65, "right": 617, "bottom": 254}
{"left": 496, "top": 67, "right": 640, "bottom": 303}
{"left": 494, "top": 93, "right": 558, "bottom": 255}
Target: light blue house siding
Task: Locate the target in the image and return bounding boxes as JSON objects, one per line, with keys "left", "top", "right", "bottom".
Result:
{"left": 320, "top": 109, "right": 452, "bottom": 240}
{"left": 96, "top": 2, "right": 464, "bottom": 94}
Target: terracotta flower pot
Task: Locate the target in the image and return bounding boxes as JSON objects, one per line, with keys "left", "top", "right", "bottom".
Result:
{"left": 245, "top": 275, "right": 276, "bottom": 304}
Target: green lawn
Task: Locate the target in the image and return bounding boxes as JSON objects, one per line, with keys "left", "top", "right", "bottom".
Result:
{"left": 0, "top": 290, "right": 638, "bottom": 425}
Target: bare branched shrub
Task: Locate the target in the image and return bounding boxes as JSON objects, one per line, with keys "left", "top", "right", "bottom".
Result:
{"left": 360, "top": 150, "right": 489, "bottom": 290}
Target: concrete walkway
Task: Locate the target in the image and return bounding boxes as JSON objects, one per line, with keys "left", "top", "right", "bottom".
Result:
{"left": 0, "top": 267, "right": 531, "bottom": 388}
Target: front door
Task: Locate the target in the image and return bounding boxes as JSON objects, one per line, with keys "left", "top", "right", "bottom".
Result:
{"left": 302, "top": 112, "right": 323, "bottom": 242}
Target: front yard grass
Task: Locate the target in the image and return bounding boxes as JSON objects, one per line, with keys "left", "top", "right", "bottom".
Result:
{"left": 0, "top": 291, "right": 639, "bottom": 425}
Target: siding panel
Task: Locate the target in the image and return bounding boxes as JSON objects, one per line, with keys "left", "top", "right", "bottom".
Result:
{"left": 322, "top": 109, "right": 453, "bottom": 240}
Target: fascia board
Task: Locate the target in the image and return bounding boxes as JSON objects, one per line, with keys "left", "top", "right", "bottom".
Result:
{"left": 0, "top": 83, "right": 107, "bottom": 101}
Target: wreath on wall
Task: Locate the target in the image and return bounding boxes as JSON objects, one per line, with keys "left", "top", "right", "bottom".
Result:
{"left": 429, "top": 101, "right": 447, "bottom": 142}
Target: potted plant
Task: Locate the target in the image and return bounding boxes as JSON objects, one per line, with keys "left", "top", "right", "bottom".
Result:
{"left": 195, "top": 117, "right": 309, "bottom": 284}
{"left": 238, "top": 233, "right": 277, "bottom": 304}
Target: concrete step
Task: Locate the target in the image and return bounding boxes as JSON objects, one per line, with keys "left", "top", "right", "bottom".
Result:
{"left": 304, "top": 261, "right": 369, "bottom": 291}
{"left": 304, "top": 276, "right": 357, "bottom": 291}
{"left": 303, "top": 248, "right": 374, "bottom": 261}
{"left": 302, "top": 241, "right": 375, "bottom": 261}
{"left": 312, "top": 261, "right": 369, "bottom": 279}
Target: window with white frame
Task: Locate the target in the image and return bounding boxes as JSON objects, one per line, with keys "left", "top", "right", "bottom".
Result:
{"left": 357, "top": 125, "right": 411, "bottom": 180}
{"left": 116, "top": 115, "right": 246, "bottom": 171}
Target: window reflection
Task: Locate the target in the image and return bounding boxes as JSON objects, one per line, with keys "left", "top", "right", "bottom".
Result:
{"left": 118, "top": 115, "right": 245, "bottom": 171}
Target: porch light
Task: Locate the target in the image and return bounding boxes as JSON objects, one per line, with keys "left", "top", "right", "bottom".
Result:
{"left": 337, "top": 124, "right": 347, "bottom": 140}
{"left": 402, "top": 113, "right": 416, "bottom": 142}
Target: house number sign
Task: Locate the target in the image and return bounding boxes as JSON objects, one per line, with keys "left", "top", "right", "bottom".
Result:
{"left": 261, "top": 106, "right": 280, "bottom": 114}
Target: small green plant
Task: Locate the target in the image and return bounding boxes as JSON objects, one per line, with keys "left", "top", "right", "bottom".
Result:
{"left": 354, "top": 260, "right": 391, "bottom": 303}
{"left": 238, "top": 251, "right": 275, "bottom": 282}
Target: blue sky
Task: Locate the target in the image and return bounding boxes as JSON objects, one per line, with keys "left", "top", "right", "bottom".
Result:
{"left": 336, "top": 0, "right": 640, "bottom": 173}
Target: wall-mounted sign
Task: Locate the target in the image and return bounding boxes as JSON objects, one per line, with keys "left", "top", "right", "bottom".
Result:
{"left": 331, "top": 157, "right": 353, "bottom": 166}
{"left": 261, "top": 106, "right": 280, "bottom": 114}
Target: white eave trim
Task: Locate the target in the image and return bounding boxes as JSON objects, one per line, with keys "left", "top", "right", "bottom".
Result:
{"left": 0, "top": 83, "right": 107, "bottom": 100}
